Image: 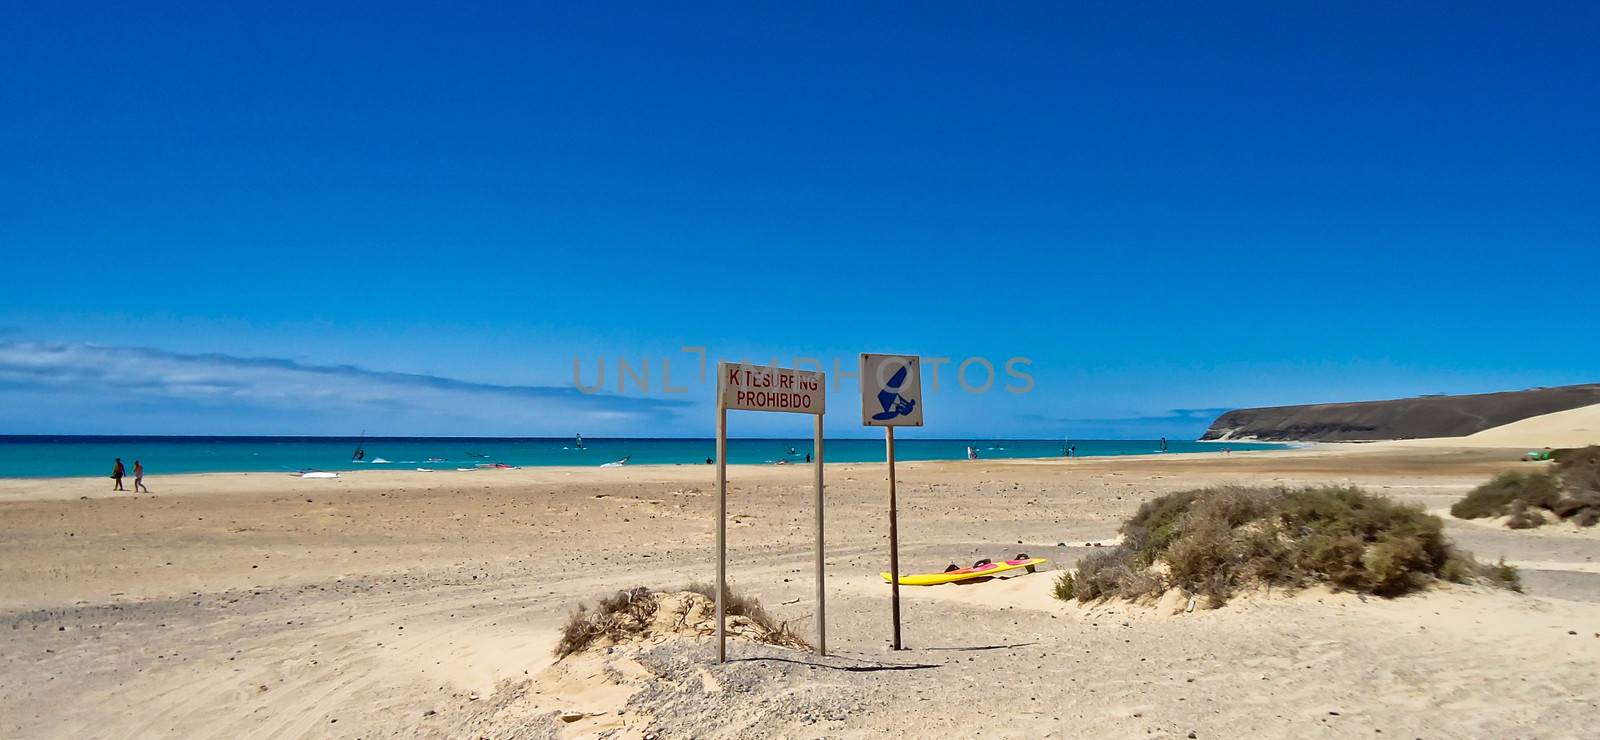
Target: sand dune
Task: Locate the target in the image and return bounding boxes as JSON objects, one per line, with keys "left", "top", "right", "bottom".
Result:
{"left": 1388, "top": 402, "right": 1600, "bottom": 449}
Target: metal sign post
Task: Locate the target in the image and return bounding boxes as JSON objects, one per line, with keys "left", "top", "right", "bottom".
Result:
{"left": 860, "top": 353, "right": 924, "bottom": 651}
{"left": 715, "top": 361, "right": 827, "bottom": 663}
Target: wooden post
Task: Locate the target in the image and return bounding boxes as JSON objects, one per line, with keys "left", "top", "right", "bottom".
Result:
{"left": 715, "top": 405, "right": 728, "bottom": 663}
{"left": 886, "top": 425, "right": 902, "bottom": 650}
{"left": 814, "top": 413, "right": 826, "bottom": 656}
{"left": 713, "top": 362, "right": 828, "bottom": 665}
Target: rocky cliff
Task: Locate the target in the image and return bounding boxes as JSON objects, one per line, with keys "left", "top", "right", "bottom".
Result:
{"left": 1201, "top": 383, "right": 1600, "bottom": 442}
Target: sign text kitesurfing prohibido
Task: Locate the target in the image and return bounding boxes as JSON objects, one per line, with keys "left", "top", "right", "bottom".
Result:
{"left": 721, "top": 362, "right": 826, "bottom": 414}
{"left": 713, "top": 362, "right": 827, "bottom": 664}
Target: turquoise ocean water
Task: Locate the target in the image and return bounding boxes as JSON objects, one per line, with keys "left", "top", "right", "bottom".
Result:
{"left": 0, "top": 436, "right": 1287, "bottom": 478}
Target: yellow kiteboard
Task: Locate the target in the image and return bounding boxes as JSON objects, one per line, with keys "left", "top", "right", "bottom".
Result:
{"left": 881, "top": 556, "right": 1047, "bottom": 586}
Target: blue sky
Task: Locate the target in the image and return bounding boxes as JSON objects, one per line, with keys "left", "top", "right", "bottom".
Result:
{"left": 2, "top": 2, "right": 1597, "bottom": 438}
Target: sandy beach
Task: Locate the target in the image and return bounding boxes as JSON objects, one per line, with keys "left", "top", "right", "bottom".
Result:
{"left": 3, "top": 444, "right": 1597, "bottom": 738}
{"left": 9, "top": 3, "right": 1596, "bottom": 736}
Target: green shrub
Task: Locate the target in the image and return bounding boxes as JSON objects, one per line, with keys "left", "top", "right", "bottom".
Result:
{"left": 1124, "top": 489, "right": 1202, "bottom": 565}
{"left": 1454, "top": 448, "right": 1600, "bottom": 527}
{"left": 1052, "top": 571, "right": 1077, "bottom": 601}
{"left": 1452, "top": 471, "right": 1560, "bottom": 519}
{"left": 1060, "top": 486, "right": 1513, "bottom": 607}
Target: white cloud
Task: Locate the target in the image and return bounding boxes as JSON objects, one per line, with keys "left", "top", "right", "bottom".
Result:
{"left": 0, "top": 340, "right": 687, "bottom": 435}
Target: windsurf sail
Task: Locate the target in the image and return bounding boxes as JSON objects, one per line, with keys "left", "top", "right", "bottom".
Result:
{"left": 576, "top": 433, "right": 585, "bottom": 450}
{"left": 351, "top": 430, "right": 366, "bottom": 461}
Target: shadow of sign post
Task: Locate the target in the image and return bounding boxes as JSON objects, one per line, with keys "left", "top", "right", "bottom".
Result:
{"left": 860, "top": 353, "right": 924, "bottom": 651}
{"left": 714, "top": 361, "right": 827, "bottom": 663}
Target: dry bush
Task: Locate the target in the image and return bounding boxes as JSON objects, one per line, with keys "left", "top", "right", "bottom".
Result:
{"left": 1478, "top": 556, "right": 1523, "bottom": 592}
{"left": 683, "top": 582, "right": 811, "bottom": 650}
{"left": 1550, "top": 490, "right": 1600, "bottom": 518}
{"left": 1505, "top": 501, "right": 1545, "bottom": 529}
{"left": 555, "top": 585, "right": 657, "bottom": 658}
{"left": 554, "top": 583, "right": 809, "bottom": 659}
{"left": 1072, "top": 547, "right": 1138, "bottom": 601}
{"left": 1555, "top": 446, "right": 1600, "bottom": 494}
{"left": 1052, "top": 486, "right": 1514, "bottom": 607}
{"left": 1553, "top": 447, "right": 1600, "bottom": 526}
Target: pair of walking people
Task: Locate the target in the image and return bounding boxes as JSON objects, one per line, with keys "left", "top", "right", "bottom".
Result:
{"left": 111, "top": 458, "right": 149, "bottom": 493}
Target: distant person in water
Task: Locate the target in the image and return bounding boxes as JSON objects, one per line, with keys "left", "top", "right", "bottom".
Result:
{"left": 805, "top": 453, "right": 812, "bottom": 463}
{"left": 111, "top": 458, "right": 125, "bottom": 491}
{"left": 133, "top": 460, "right": 149, "bottom": 493}
{"left": 706, "top": 457, "right": 714, "bottom": 464}
{"left": 1160, "top": 437, "right": 1168, "bottom": 452}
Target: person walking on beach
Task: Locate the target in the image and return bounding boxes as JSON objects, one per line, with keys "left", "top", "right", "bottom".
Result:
{"left": 133, "top": 460, "right": 149, "bottom": 493}
{"left": 111, "top": 458, "right": 125, "bottom": 491}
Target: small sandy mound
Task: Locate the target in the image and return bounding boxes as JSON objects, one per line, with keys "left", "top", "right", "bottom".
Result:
{"left": 556, "top": 587, "right": 810, "bottom": 659}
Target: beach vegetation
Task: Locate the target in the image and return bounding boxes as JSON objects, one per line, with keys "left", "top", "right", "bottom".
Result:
{"left": 1451, "top": 471, "right": 1560, "bottom": 520}
{"left": 1452, "top": 447, "right": 1600, "bottom": 527}
{"left": 555, "top": 583, "right": 809, "bottom": 659}
{"left": 1055, "top": 485, "right": 1516, "bottom": 607}
{"left": 682, "top": 581, "right": 801, "bottom": 639}
{"left": 1480, "top": 557, "right": 1523, "bottom": 592}
{"left": 556, "top": 586, "right": 658, "bottom": 658}
{"left": 1051, "top": 571, "right": 1077, "bottom": 601}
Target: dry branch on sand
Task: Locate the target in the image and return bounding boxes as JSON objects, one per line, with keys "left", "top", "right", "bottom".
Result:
{"left": 555, "top": 585, "right": 810, "bottom": 659}
{"left": 1054, "top": 485, "right": 1520, "bottom": 608}
{"left": 1452, "top": 446, "right": 1600, "bottom": 528}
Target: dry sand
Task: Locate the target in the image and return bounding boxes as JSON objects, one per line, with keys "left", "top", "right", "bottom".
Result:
{"left": 3, "top": 447, "right": 1599, "bottom": 738}
{"left": 1383, "top": 402, "right": 1600, "bottom": 450}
